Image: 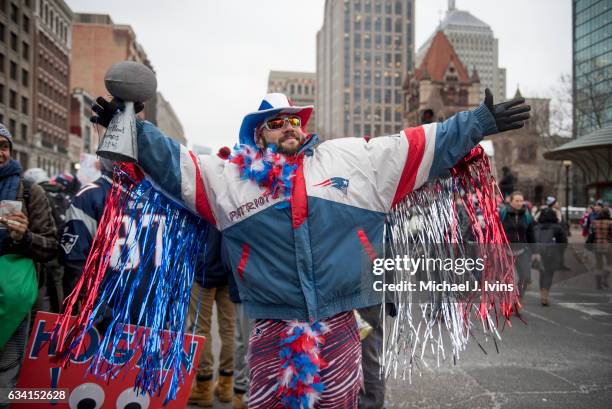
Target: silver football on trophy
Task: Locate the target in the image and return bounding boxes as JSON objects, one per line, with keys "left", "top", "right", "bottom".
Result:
{"left": 104, "top": 61, "right": 157, "bottom": 102}
{"left": 97, "top": 61, "right": 158, "bottom": 163}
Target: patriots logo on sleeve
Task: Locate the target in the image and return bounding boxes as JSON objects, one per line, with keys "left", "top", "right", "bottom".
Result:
{"left": 314, "top": 177, "right": 349, "bottom": 195}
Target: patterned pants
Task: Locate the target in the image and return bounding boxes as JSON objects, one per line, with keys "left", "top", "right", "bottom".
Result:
{"left": 248, "top": 311, "right": 362, "bottom": 409}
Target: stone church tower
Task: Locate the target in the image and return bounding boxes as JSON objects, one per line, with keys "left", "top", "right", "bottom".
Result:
{"left": 403, "top": 31, "right": 480, "bottom": 127}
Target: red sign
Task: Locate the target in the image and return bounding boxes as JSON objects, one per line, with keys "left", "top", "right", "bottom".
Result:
{"left": 16, "top": 311, "right": 205, "bottom": 408}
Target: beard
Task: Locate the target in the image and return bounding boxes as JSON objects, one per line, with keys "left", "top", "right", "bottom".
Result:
{"left": 262, "top": 131, "right": 304, "bottom": 156}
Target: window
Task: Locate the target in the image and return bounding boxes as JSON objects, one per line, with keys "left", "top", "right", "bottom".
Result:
{"left": 21, "top": 69, "right": 28, "bottom": 86}
{"left": 0, "top": 53, "right": 4, "bottom": 72}
{"left": 20, "top": 123, "right": 27, "bottom": 140}
{"left": 395, "top": 0, "right": 402, "bottom": 14}
{"left": 9, "top": 61, "right": 16, "bottom": 80}
{"left": 9, "top": 119, "right": 16, "bottom": 135}
{"left": 9, "top": 89, "right": 16, "bottom": 109}
{"left": 10, "top": 2, "right": 17, "bottom": 23}
{"left": 0, "top": 83, "right": 3, "bottom": 103}
{"left": 0, "top": 22, "right": 4, "bottom": 43}
{"left": 10, "top": 32, "right": 17, "bottom": 51}
{"left": 22, "top": 42, "right": 28, "bottom": 60}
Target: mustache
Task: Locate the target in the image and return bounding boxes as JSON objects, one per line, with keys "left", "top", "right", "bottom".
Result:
{"left": 279, "top": 131, "right": 302, "bottom": 143}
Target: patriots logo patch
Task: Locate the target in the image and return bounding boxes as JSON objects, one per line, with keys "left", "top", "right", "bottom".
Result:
{"left": 314, "top": 177, "right": 349, "bottom": 195}
{"left": 60, "top": 233, "right": 79, "bottom": 254}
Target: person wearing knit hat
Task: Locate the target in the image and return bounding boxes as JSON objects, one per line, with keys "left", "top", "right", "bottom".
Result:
{"left": 0, "top": 122, "right": 58, "bottom": 405}
{"left": 0, "top": 123, "right": 13, "bottom": 169}
{"left": 0, "top": 123, "right": 12, "bottom": 146}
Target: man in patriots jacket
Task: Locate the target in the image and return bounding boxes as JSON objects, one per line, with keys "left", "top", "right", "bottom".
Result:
{"left": 91, "top": 88, "right": 530, "bottom": 408}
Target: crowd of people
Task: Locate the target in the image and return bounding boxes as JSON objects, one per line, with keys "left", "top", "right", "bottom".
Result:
{"left": 494, "top": 187, "right": 611, "bottom": 309}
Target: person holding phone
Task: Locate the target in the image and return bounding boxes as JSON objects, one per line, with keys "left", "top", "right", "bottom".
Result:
{"left": 0, "top": 123, "right": 57, "bottom": 406}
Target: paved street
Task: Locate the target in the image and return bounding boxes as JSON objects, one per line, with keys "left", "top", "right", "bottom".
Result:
{"left": 189, "top": 233, "right": 612, "bottom": 409}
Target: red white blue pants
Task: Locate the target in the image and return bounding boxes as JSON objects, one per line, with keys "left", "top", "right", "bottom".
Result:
{"left": 247, "top": 311, "right": 362, "bottom": 408}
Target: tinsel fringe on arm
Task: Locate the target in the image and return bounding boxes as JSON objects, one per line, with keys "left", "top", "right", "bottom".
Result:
{"left": 383, "top": 146, "right": 519, "bottom": 380}
{"left": 53, "top": 168, "right": 209, "bottom": 403}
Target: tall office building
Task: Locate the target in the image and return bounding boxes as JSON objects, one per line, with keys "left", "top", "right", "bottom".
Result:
{"left": 416, "top": 0, "right": 506, "bottom": 101}
{"left": 32, "top": 0, "right": 73, "bottom": 175}
{"left": 0, "top": 0, "right": 35, "bottom": 168}
{"left": 573, "top": 0, "right": 612, "bottom": 137}
{"left": 316, "top": 0, "right": 415, "bottom": 140}
{"left": 268, "top": 70, "right": 316, "bottom": 134}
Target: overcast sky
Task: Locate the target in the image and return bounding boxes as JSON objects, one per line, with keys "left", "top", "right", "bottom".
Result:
{"left": 65, "top": 0, "right": 572, "bottom": 150}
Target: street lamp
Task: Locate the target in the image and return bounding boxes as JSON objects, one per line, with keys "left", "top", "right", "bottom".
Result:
{"left": 563, "top": 160, "right": 572, "bottom": 234}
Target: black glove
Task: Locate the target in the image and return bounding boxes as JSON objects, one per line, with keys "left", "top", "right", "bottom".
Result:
{"left": 90, "top": 97, "right": 145, "bottom": 128}
{"left": 484, "top": 88, "right": 531, "bottom": 132}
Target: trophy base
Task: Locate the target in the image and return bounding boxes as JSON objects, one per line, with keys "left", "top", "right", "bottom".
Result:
{"left": 96, "top": 102, "right": 138, "bottom": 164}
{"left": 95, "top": 151, "right": 137, "bottom": 164}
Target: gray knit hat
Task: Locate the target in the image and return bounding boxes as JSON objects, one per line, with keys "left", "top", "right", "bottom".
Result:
{"left": 0, "top": 122, "right": 12, "bottom": 150}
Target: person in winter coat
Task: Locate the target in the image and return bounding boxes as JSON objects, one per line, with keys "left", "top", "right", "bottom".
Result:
{"left": 91, "top": 88, "right": 530, "bottom": 408}
{"left": 534, "top": 207, "right": 567, "bottom": 305}
{"left": 500, "top": 191, "right": 535, "bottom": 301}
{"left": 591, "top": 207, "right": 612, "bottom": 289}
{"left": 0, "top": 123, "right": 57, "bottom": 407}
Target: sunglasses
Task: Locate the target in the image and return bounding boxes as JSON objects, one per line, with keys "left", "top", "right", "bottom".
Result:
{"left": 263, "top": 115, "right": 301, "bottom": 130}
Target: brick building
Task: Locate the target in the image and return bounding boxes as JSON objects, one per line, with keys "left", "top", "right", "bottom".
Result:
{"left": 32, "top": 0, "right": 73, "bottom": 175}
{"left": 156, "top": 91, "right": 186, "bottom": 145}
{"left": 402, "top": 30, "right": 480, "bottom": 127}
{"left": 70, "top": 13, "right": 157, "bottom": 124}
{"left": 0, "top": 0, "right": 35, "bottom": 168}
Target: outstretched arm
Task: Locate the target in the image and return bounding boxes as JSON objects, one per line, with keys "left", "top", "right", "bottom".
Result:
{"left": 91, "top": 98, "right": 217, "bottom": 226}
{"left": 363, "top": 88, "right": 530, "bottom": 209}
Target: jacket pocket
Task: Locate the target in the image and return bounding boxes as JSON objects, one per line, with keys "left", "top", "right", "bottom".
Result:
{"left": 357, "top": 228, "right": 377, "bottom": 263}
{"left": 237, "top": 243, "right": 250, "bottom": 282}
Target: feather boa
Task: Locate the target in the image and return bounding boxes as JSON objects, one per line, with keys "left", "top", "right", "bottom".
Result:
{"left": 278, "top": 321, "right": 329, "bottom": 409}
{"left": 229, "top": 143, "right": 297, "bottom": 205}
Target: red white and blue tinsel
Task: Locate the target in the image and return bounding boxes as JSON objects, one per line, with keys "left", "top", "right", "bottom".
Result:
{"left": 54, "top": 166, "right": 209, "bottom": 404}
{"left": 278, "top": 321, "right": 330, "bottom": 409}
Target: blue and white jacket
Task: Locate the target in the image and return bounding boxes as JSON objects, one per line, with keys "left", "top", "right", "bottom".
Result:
{"left": 133, "top": 104, "right": 498, "bottom": 322}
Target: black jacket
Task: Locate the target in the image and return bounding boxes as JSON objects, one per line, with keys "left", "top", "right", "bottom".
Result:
{"left": 194, "top": 226, "right": 233, "bottom": 289}
{"left": 501, "top": 205, "right": 535, "bottom": 244}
